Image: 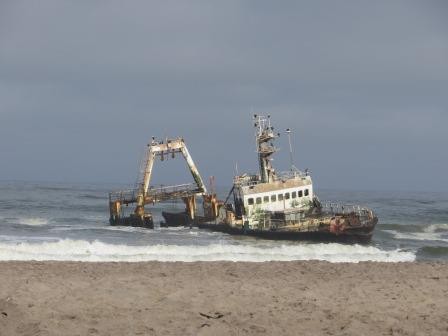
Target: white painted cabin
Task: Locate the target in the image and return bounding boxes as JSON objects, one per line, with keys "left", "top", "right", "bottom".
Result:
{"left": 234, "top": 173, "right": 314, "bottom": 225}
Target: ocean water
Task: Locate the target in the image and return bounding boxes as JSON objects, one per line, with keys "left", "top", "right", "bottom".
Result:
{"left": 0, "top": 181, "right": 447, "bottom": 263}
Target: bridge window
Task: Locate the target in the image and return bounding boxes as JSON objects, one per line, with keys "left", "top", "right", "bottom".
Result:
{"left": 298, "top": 190, "right": 303, "bottom": 197}
{"left": 278, "top": 194, "right": 284, "bottom": 201}
{"left": 263, "top": 196, "right": 269, "bottom": 203}
{"left": 285, "top": 193, "right": 290, "bottom": 200}
{"left": 248, "top": 198, "right": 254, "bottom": 205}
{"left": 256, "top": 197, "right": 262, "bottom": 204}
{"left": 305, "top": 189, "right": 309, "bottom": 196}
{"left": 292, "top": 191, "right": 297, "bottom": 199}
{"left": 271, "top": 195, "right": 276, "bottom": 202}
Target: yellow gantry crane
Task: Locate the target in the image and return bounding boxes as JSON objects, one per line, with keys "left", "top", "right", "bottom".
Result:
{"left": 109, "top": 137, "right": 209, "bottom": 228}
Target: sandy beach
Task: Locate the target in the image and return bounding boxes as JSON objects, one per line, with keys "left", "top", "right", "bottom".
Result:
{"left": 0, "top": 261, "right": 447, "bottom": 336}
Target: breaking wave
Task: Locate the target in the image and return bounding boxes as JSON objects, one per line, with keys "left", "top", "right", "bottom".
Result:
{"left": 383, "top": 230, "right": 448, "bottom": 243}
{"left": 424, "top": 223, "right": 448, "bottom": 233}
{"left": 0, "top": 239, "right": 415, "bottom": 263}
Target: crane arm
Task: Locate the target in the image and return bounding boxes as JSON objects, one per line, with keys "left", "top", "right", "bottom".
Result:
{"left": 180, "top": 143, "right": 207, "bottom": 194}
{"left": 139, "top": 138, "right": 207, "bottom": 196}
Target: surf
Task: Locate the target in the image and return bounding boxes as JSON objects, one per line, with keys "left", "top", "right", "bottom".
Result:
{"left": 0, "top": 239, "right": 415, "bottom": 263}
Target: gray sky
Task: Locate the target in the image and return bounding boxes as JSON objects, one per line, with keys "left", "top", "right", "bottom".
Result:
{"left": 1, "top": 0, "right": 447, "bottom": 191}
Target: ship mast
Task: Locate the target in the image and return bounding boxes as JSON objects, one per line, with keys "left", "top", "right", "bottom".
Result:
{"left": 253, "top": 114, "right": 278, "bottom": 183}
{"left": 285, "top": 128, "right": 298, "bottom": 172}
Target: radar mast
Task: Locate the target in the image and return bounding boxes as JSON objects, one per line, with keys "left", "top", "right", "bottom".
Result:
{"left": 253, "top": 114, "right": 278, "bottom": 183}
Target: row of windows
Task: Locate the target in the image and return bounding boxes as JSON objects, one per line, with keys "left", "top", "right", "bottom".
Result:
{"left": 247, "top": 189, "right": 310, "bottom": 205}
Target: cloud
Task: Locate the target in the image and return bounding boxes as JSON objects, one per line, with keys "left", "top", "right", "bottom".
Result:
{"left": 0, "top": 0, "right": 447, "bottom": 190}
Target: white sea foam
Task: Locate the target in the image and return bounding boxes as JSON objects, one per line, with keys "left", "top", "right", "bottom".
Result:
{"left": 15, "top": 217, "right": 49, "bottom": 226}
{"left": 424, "top": 223, "right": 448, "bottom": 233}
{"left": 0, "top": 239, "right": 415, "bottom": 263}
{"left": 384, "top": 230, "right": 448, "bottom": 243}
{"left": 0, "top": 235, "right": 60, "bottom": 244}
{"left": 50, "top": 225, "right": 144, "bottom": 232}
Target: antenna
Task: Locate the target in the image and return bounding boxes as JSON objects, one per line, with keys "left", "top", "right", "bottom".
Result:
{"left": 285, "top": 128, "right": 296, "bottom": 171}
{"left": 209, "top": 176, "right": 216, "bottom": 195}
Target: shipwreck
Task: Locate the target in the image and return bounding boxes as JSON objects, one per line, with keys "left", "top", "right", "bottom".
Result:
{"left": 109, "top": 115, "right": 378, "bottom": 242}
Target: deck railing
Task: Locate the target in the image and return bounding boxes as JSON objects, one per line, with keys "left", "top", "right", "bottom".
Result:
{"left": 320, "top": 202, "right": 372, "bottom": 217}
{"left": 234, "top": 170, "right": 308, "bottom": 187}
{"left": 251, "top": 201, "right": 373, "bottom": 230}
{"left": 109, "top": 183, "right": 199, "bottom": 204}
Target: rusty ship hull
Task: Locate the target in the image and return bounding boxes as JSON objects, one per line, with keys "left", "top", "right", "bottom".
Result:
{"left": 161, "top": 211, "right": 217, "bottom": 227}
{"left": 197, "top": 217, "right": 377, "bottom": 243}
{"left": 161, "top": 211, "right": 190, "bottom": 227}
{"left": 163, "top": 205, "right": 378, "bottom": 243}
{"left": 109, "top": 214, "right": 154, "bottom": 229}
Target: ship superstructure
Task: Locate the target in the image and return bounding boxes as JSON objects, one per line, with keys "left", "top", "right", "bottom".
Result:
{"left": 231, "top": 115, "right": 315, "bottom": 228}
{"left": 198, "top": 115, "right": 378, "bottom": 242}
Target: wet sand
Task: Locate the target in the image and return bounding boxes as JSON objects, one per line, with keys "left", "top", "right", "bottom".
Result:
{"left": 0, "top": 261, "right": 447, "bottom": 336}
